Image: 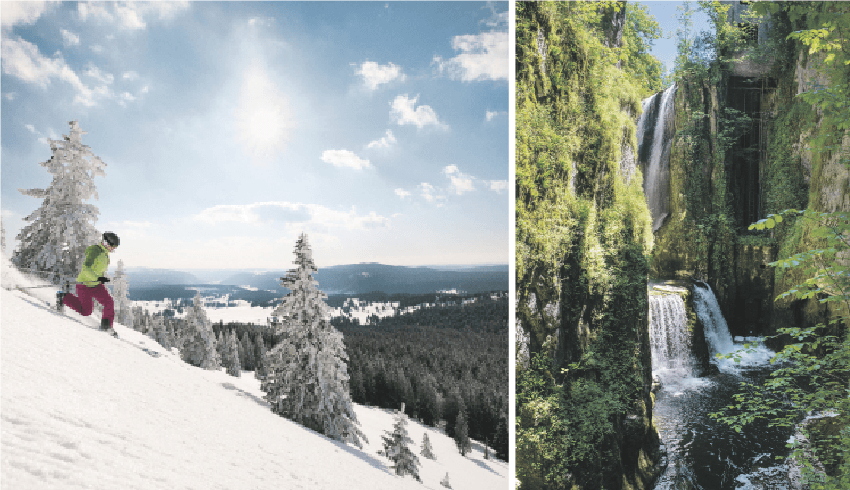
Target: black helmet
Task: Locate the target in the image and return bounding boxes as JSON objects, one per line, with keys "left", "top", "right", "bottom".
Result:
{"left": 103, "top": 232, "right": 120, "bottom": 247}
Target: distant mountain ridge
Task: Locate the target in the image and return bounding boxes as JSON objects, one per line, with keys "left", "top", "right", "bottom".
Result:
{"left": 118, "top": 267, "right": 201, "bottom": 287}
{"left": 123, "top": 263, "right": 508, "bottom": 295}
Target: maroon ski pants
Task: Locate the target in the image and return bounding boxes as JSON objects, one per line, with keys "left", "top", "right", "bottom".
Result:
{"left": 63, "top": 283, "right": 115, "bottom": 327}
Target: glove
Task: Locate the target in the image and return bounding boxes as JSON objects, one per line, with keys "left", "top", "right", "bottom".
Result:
{"left": 98, "top": 276, "right": 110, "bottom": 283}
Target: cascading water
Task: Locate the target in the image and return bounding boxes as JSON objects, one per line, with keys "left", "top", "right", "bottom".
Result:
{"left": 693, "top": 283, "right": 736, "bottom": 358}
{"left": 649, "top": 292, "right": 698, "bottom": 382}
{"left": 693, "top": 283, "right": 774, "bottom": 371}
{"left": 652, "top": 283, "right": 790, "bottom": 490}
{"left": 637, "top": 84, "right": 677, "bottom": 231}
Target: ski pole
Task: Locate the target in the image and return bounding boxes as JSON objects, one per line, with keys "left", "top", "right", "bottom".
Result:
{"left": 14, "top": 281, "right": 70, "bottom": 291}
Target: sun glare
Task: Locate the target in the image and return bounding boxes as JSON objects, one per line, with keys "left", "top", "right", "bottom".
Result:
{"left": 235, "top": 67, "right": 294, "bottom": 160}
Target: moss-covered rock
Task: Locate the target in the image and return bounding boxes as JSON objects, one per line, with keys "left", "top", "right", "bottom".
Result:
{"left": 516, "top": 3, "right": 661, "bottom": 489}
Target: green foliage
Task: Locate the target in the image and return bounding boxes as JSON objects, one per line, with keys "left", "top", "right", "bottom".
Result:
{"left": 713, "top": 209, "right": 850, "bottom": 488}
{"left": 517, "top": 352, "right": 631, "bottom": 489}
{"left": 769, "top": 210, "right": 850, "bottom": 307}
{"left": 517, "top": 0, "right": 654, "bottom": 351}
{"left": 516, "top": 2, "right": 659, "bottom": 488}
{"left": 752, "top": 1, "right": 850, "bottom": 174}
{"left": 623, "top": 3, "right": 664, "bottom": 97}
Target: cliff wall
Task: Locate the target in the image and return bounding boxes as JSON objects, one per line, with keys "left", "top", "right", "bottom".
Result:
{"left": 648, "top": 4, "right": 848, "bottom": 339}
{"left": 516, "top": 3, "right": 661, "bottom": 489}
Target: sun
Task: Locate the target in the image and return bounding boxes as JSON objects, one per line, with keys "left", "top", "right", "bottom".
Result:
{"left": 235, "top": 67, "right": 294, "bottom": 160}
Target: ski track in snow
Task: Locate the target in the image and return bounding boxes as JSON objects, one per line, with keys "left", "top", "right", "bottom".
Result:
{"left": 1, "top": 263, "right": 507, "bottom": 490}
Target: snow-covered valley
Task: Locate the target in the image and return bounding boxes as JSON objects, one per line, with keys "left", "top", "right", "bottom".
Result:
{"left": 132, "top": 291, "right": 507, "bottom": 327}
{"left": 1, "top": 260, "right": 508, "bottom": 490}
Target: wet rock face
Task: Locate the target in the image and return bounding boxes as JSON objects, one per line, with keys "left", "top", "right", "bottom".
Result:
{"left": 602, "top": 3, "right": 626, "bottom": 49}
{"left": 727, "top": 244, "right": 777, "bottom": 337}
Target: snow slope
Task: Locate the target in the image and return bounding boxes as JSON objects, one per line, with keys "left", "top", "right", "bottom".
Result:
{"left": 1, "top": 259, "right": 507, "bottom": 490}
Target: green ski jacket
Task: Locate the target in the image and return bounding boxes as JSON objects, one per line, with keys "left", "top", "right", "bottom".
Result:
{"left": 77, "top": 243, "right": 110, "bottom": 287}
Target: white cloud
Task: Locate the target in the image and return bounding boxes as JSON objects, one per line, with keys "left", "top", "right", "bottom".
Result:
{"left": 484, "top": 9, "right": 509, "bottom": 29}
{"left": 390, "top": 95, "right": 447, "bottom": 130}
{"left": 3, "top": 92, "right": 18, "bottom": 101}
{"left": 394, "top": 188, "right": 411, "bottom": 199}
{"left": 77, "top": 2, "right": 189, "bottom": 30}
{"left": 321, "top": 150, "right": 371, "bottom": 170}
{"left": 23, "top": 123, "right": 58, "bottom": 146}
{"left": 367, "top": 130, "right": 396, "bottom": 149}
{"left": 90, "top": 45, "right": 103, "bottom": 53}
{"left": 432, "top": 30, "right": 508, "bottom": 82}
{"left": 248, "top": 17, "right": 275, "bottom": 27}
{"left": 419, "top": 183, "right": 446, "bottom": 206}
{"left": 193, "top": 202, "right": 389, "bottom": 231}
{"left": 122, "top": 71, "right": 139, "bottom": 81}
{"left": 355, "top": 61, "right": 405, "bottom": 90}
{"left": 309, "top": 206, "right": 389, "bottom": 230}
{"left": 420, "top": 183, "right": 436, "bottom": 202}
{"left": 1, "top": 1, "right": 51, "bottom": 29}
{"left": 488, "top": 180, "right": 508, "bottom": 193}
{"left": 443, "top": 165, "right": 475, "bottom": 195}
{"left": 0, "top": 36, "right": 96, "bottom": 106}
{"left": 486, "top": 110, "right": 506, "bottom": 121}
{"left": 1, "top": 37, "right": 143, "bottom": 108}
{"left": 61, "top": 29, "right": 80, "bottom": 47}
{"left": 85, "top": 63, "right": 114, "bottom": 84}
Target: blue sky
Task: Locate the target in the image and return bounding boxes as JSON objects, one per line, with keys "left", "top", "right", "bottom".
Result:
{"left": 643, "top": 1, "right": 713, "bottom": 84}
{"left": 2, "top": 1, "right": 508, "bottom": 270}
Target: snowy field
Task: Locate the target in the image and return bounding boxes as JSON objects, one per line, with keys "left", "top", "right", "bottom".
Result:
{"left": 133, "top": 299, "right": 405, "bottom": 326}
{"left": 1, "top": 259, "right": 508, "bottom": 490}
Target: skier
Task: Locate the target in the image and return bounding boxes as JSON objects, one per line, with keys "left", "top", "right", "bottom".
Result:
{"left": 57, "top": 232, "right": 120, "bottom": 336}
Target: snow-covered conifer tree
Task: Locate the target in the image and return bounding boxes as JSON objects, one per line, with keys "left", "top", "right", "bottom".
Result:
{"left": 260, "top": 234, "right": 365, "bottom": 447}
{"left": 13, "top": 120, "right": 106, "bottom": 285}
{"left": 166, "top": 321, "right": 178, "bottom": 351}
{"left": 454, "top": 401, "right": 471, "bottom": 456}
{"left": 381, "top": 403, "right": 421, "bottom": 481}
{"left": 254, "top": 332, "right": 267, "bottom": 380}
{"left": 240, "top": 332, "right": 255, "bottom": 371}
{"left": 441, "top": 472, "right": 452, "bottom": 489}
{"left": 421, "top": 432, "right": 436, "bottom": 460}
{"left": 110, "top": 260, "right": 133, "bottom": 327}
{"left": 151, "top": 315, "right": 170, "bottom": 349}
{"left": 215, "top": 331, "right": 225, "bottom": 359}
{"left": 138, "top": 307, "right": 150, "bottom": 335}
{"left": 222, "top": 330, "right": 242, "bottom": 377}
{"left": 181, "top": 292, "right": 220, "bottom": 370}
{"left": 236, "top": 334, "right": 246, "bottom": 368}
{"left": 493, "top": 416, "right": 508, "bottom": 461}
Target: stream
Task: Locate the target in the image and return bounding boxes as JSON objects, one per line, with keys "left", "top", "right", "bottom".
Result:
{"left": 652, "top": 366, "right": 793, "bottom": 490}
{"left": 650, "top": 285, "right": 794, "bottom": 490}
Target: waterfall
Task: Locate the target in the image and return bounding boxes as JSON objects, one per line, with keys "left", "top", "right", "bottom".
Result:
{"left": 637, "top": 84, "right": 677, "bottom": 231}
{"left": 649, "top": 293, "right": 698, "bottom": 381}
{"left": 692, "top": 283, "right": 774, "bottom": 372}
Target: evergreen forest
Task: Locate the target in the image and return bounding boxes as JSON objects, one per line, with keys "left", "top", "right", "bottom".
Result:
{"left": 127, "top": 290, "right": 509, "bottom": 461}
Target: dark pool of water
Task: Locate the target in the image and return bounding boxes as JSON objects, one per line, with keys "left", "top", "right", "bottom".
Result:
{"left": 652, "top": 365, "right": 793, "bottom": 490}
